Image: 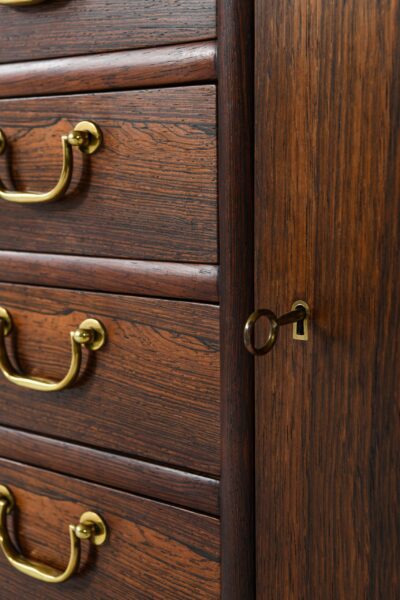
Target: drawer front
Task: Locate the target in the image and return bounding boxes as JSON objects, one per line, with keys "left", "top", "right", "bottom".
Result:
{"left": 0, "top": 284, "right": 220, "bottom": 476}
{"left": 0, "top": 459, "right": 220, "bottom": 599}
{"left": 0, "top": 86, "right": 217, "bottom": 263}
{"left": 0, "top": 0, "right": 216, "bottom": 64}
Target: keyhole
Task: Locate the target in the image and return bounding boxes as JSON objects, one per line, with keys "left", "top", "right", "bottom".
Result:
{"left": 292, "top": 301, "right": 310, "bottom": 341}
{"left": 296, "top": 316, "right": 305, "bottom": 337}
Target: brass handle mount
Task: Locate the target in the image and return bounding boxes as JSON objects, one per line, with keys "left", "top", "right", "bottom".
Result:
{"left": 0, "top": 121, "right": 102, "bottom": 204}
{"left": 0, "top": 307, "right": 106, "bottom": 392}
{"left": 244, "top": 301, "right": 310, "bottom": 356}
{"left": 0, "top": 485, "right": 107, "bottom": 584}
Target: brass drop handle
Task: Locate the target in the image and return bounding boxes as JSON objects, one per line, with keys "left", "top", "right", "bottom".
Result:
{"left": 0, "top": 307, "right": 106, "bottom": 392}
{"left": 0, "top": 0, "right": 45, "bottom": 4}
{"left": 244, "top": 301, "right": 310, "bottom": 356}
{"left": 0, "top": 485, "right": 107, "bottom": 584}
{"left": 0, "top": 121, "right": 102, "bottom": 204}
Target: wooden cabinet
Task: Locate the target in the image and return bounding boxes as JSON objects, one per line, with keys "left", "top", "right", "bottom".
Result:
{"left": 0, "top": 1, "right": 253, "bottom": 598}
{"left": 1, "top": 1, "right": 396, "bottom": 598}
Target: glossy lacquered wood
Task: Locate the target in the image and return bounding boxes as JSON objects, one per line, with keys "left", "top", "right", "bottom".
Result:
{"left": 0, "top": 252, "right": 219, "bottom": 303}
{"left": 0, "top": 42, "right": 217, "bottom": 99}
{"left": 256, "top": 0, "right": 400, "bottom": 598}
{"left": 0, "top": 427, "right": 219, "bottom": 515}
{"left": 0, "top": 284, "right": 220, "bottom": 476}
{"left": 0, "top": 86, "right": 217, "bottom": 262}
{"left": 0, "top": 0, "right": 216, "bottom": 64}
{"left": 0, "top": 459, "right": 220, "bottom": 599}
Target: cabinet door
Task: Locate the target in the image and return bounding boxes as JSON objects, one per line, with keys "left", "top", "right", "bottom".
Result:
{"left": 255, "top": 1, "right": 399, "bottom": 598}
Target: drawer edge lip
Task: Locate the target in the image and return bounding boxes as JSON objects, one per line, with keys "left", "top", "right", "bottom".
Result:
{"left": 0, "top": 426, "right": 220, "bottom": 516}
{"left": 0, "top": 252, "right": 219, "bottom": 303}
{"left": 0, "top": 41, "right": 217, "bottom": 100}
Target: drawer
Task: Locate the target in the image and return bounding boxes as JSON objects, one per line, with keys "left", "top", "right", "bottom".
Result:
{"left": 0, "top": 0, "right": 216, "bottom": 64}
{"left": 0, "top": 86, "right": 217, "bottom": 263}
{"left": 0, "top": 284, "right": 220, "bottom": 476}
{"left": 0, "top": 458, "right": 220, "bottom": 599}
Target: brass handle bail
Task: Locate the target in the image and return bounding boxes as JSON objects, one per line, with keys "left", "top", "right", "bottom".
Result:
{"left": 244, "top": 301, "right": 310, "bottom": 356}
{"left": 0, "top": 307, "right": 106, "bottom": 392}
{"left": 0, "top": 485, "right": 107, "bottom": 584}
{"left": 0, "top": 121, "right": 102, "bottom": 204}
{"left": 0, "top": 1, "right": 46, "bottom": 5}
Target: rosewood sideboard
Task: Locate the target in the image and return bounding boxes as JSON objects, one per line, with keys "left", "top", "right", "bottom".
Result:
{"left": 0, "top": 1, "right": 254, "bottom": 598}
{"left": 0, "top": 1, "right": 398, "bottom": 598}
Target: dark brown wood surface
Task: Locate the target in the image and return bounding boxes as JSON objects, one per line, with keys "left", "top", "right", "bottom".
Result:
{"left": 0, "top": 86, "right": 217, "bottom": 263}
{"left": 218, "top": 0, "right": 255, "bottom": 598}
{"left": 0, "top": 426, "right": 219, "bottom": 515}
{"left": 256, "top": 0, "right": 400, "bottom": 598}
{"left": 0, "top": 459, "right": 220, "bottom": 599}
{"left": 0, "top": 0, "right": 216, "bottom": 64}
{"left": 0, "top": 284, "right": 220, "bottom": 476}
{"left": 0, "top": 252, "right": 219, "bottom": 302}
{"left": 0, "top": 42, "right": 217, "bottom": 99}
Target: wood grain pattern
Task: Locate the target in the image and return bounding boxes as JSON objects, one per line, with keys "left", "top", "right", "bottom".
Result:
{"left": 0, "top": 459, "right": 220, "bottom": 599}
{"left": 0, "top": 0, "right": 216, "bottom": 64}
{"left": 0, "top": 252, "right": 219, "bottom": 302}
{"left": 0, "top": 86, "right": 217, "bottom": 263}
{"left": 256, "top": 1, "right": 400, "bottom": 598}
{"left": 0, "top": 284, "right": 220, "bottom": 476}
{"left": 0, "top": 426, "right": 219, "bottom": 515}
{"left": 218, "top": 1, "right": 255, "bottom": 598}
{"left": 0, "top": 42, "right": 217, "bottom": 99}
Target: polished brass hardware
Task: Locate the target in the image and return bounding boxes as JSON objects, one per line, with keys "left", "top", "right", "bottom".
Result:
{"left": 0, "top": 121, "right": 102, "bottom": 204}
{"left": 0, "top": 485, "right": 107, "bottom": 584}
{"left": 0, "top": 308, "right": 106, "bottom": 392}
{"left": 0, "top": 0, "right": 45, "bottom": 4}
{"left": 244, "top": 301, "right": 310, "bottom": 356}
